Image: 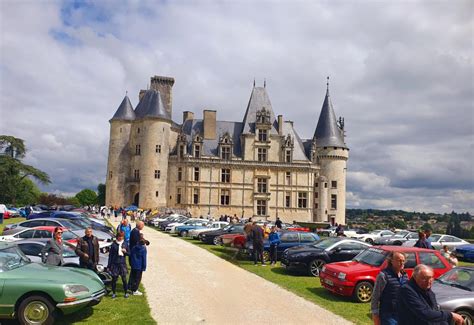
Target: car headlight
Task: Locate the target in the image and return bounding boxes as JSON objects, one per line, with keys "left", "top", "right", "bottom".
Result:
{"left": 321, "top": 265, "right": 326, "bottom": 273}
{"left": 96, "top": 264, "right": 105, "bottom": 272}
{"left": 63, "top": 284, "right": 90, "bottom": 297}
{"left": 338, "top": 272, "right": 346, "bottom": 281}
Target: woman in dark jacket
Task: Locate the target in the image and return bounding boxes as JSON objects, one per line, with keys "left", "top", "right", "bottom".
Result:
{"left": 42, "top": 227, "right": 64, "bottom": 266}
{"left": 107, "top": 231, "right": 130, "bottom": 298}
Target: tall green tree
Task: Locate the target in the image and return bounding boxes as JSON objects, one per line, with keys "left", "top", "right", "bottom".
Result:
{"left": 75, "top": 189, "right": 98, "bottom": 206}
{"left": 97, "top": 183, "right": 106, "bottom": 206}
{"left": 0, "top": 135, "right": 50, "bottom": 205}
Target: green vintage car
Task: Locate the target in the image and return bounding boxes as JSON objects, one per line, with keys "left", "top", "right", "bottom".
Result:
{"left": 0, "top": 241, "right": 106, "bottom": 324}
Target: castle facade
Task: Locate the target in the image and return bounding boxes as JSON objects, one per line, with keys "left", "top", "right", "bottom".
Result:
{"left": 106, "top": 75, "right": 349, "bottom": 225}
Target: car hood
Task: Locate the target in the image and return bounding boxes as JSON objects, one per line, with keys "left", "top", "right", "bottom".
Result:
{"left": 325, "top": 260, "right": 378, "bottom": 273}
{"left": 432, "top": 282, "right": 474, "bottom": 303}
{"left": 286, "top": 245, "right": 323, "bottom": 254}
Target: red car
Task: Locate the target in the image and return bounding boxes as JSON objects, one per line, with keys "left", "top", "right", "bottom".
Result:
{"left": 320, "top": 246, "right": 453, "bottom": 303}
{"left": 220, "top": 233, "right": 246, "bottom": 248}
{"left": 283, "top": 223, "right": 310, "bottom": 232}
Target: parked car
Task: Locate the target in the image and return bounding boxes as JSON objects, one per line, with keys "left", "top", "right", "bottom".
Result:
{"left": 170, "top": 219, "right": 208, "bottom": 234}
{"left": 220, "top": 233, "right": 246, "bottom": 248}
{"left": 281, "top": 223, "right": 310, "bottom": 232}
{"left": 15, "top": 239, "right": 112, "bottom": 285}
{"left": 352, "top": 230, "right": 395, "bottom": 244}
{"left": 26, "top": 211, "right": 54, "bottom": 219}
{"left": 6, "top": 206, "right": 20, "bottom": 217}
{"left": 0, "top": 226, "right": 79, "bottom": 244}
{"left": 188, "top": 222, "right": 229, "bottom": 239}
{"left": 199, "top": 224, "right": 245, "bottom": 245}
{"left": 0, "top": 241, "right": 106, "bottom": 324}
{"left": 281, "top": 237, "right": 372, "bottom": 276}
{"left": 158, "top": 216, "right": 188, "bottom": 231}
{"left": 373, "top": 231, "right": 418, "bottom": 246}
{"left": 320, "top": 246, "right": 453, "bottom": 303}
{"left": 454, "top": 244, "right": 474, "bottom": 263}
{"left": 403, "top": 234, "right": 470, "bottom": 250}
{"left": 28, "top": 212, "right": 114, "bottom": 236}
{"left": 432, "top": 266, "right": 474, "bottom": 324}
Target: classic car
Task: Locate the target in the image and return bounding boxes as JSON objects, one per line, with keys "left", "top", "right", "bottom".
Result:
{"left": 0, "top": 242, "right": 106, "bottom": 324}
{"left": 188, "top": 222, "right": 229, "bottom": 238}
{"left": 402, "top": 234, "right": 470, "bottom": 250}
{"left": 165, "top": 218, "right": 203, "bottom": 233}
{"left": 432, "top": 266, "right": 474, "bottom": 324}
{"left": 174, "top": 220, "right": 211, "bottom": 236}
{"left": 373, "top": 231, "right": 418, "bottom": 246}
{"left": 199, "top": 224, "right": 245, "bottom": 245}
{"left": 281, "top": 237, "right": 372, "bottom": 276}
{"left": 454, "top": 244, "right": 474, "bottom": 263}
{"left": 158, "top": 216, "right": 188, "bottom": 231}
{"left": 320, "top": 246, "right": 453, "bottom": 303}
{"left": 352, "top": 230, "right": 395, "bottom": 244}
{"left": 0, "top": 226, "right": 78, "bottom": 244}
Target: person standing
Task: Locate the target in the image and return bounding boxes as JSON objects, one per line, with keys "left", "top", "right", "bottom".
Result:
{"left": 371, "top": 252, "right": 408, "bottom": 325}
{"left": 424, "top": 229, "right": 433, "bottom": 249}
{"left": 397, "top": 264, "right": 464, "bottom": 325}
{"left": 251, "top": 222, "right": 265, "bottom": 266}
{"left": 117, "top": 219, "right": 132, "bottom": 244}
{"left": 108, "top": 232, "right": 130, "bottom": 299}
{"left": 75, "top": 227, "right": 99, "bottom": 270}
{"left": 414, "top": 232, "right": 430, "bottom": 249}
{"left": 130, "top": 234, "right": 148, "bottom": 295}
{"left": 268, "top": 226, "right": 281, "bottom": 266}
{"left": 41, "top": 227, "right": 64, "bottom": 266}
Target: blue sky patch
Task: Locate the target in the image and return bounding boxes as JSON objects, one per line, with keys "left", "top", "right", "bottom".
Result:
{"left": 49, "top": 29, "right": 82, "bottom": 47}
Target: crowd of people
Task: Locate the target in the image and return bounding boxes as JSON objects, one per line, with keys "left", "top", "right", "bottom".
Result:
{"left": 414, "top": 229, "right": 458, "bottom": 266}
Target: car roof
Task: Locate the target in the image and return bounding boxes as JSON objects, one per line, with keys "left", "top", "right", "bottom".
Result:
{"left": 27, "top": 226, "right": 68, "bottom": 231}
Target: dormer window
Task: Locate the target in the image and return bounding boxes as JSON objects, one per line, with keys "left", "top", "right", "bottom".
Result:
{"left": 258, "top": 129, "right": 268, "bottom": 142}
{"left": 285, "top": 149, "right": 292, "bottom": 163}
{"left": 192, "top": 134, "right": 203, "bottom": 158}
{"left": 177, "top": 132, "right": 188, "bottom": 158}
{"left": 219, "top": 132, "right": 233, "bottom": 160}
{"left": 194, "top": 144, "right": 201, "bottom": 158}
{"left": 282, "top": 134, "right": 294, "bottom": 163}
{"left": 256, "top": 107, "right": 271, "bottom": 124}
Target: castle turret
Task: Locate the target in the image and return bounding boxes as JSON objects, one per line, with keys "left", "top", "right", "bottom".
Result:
{"left": 106, "top": 95, "right": 135, "bottom": 207}
{"left": 150, "top": 75, "right": 175, "bottom": 119}
{"left": 133, "top": 89, "right": 173, "bottom": 209}
{"left": 313, "top": 78, "right": 349, "bottom": 225}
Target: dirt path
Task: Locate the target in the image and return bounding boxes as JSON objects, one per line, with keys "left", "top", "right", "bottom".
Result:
{"left": 122, "top": 222, "right": 353, "bottom": 325}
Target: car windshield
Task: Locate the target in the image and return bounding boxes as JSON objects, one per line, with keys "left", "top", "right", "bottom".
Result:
{"left": 353, "top": 248, "right": 388, "bottom": 266}
{"left": 59, "top": 220, "right": 82, "bottom": 230}
{"left": 69, "top": 218, "right": 90, "bottom": 229}
{"left": 0, "top": 246, "right": 30, "bottom": 272}
{"left": 369, "top": 231, "right": 382, "bottom": 235}
{"left": 436, "top": 268, "right": 474, "bottom": 291}
{"left": 313, "top": 238, "right": 341, "bottom": 249}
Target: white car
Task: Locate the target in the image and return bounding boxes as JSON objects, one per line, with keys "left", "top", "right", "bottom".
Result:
{"left": 188, "top": 222, "right": 229, "bottom": 238}
{"left": 352, "top": 230, "right": 395, "bottom": 244}
{"left": 151, "top": 214, "right": 183, "bottom": 227}
{"left": 165, "top": 218, "right": 203, "bottom": 233}
{"left": 402, "top": 234, "right": 470, "bottom": 250}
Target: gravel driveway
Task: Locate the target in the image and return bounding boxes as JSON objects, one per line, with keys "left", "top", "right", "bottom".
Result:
{"left": 130, "top": 223, "right": 353, "bottom": 325}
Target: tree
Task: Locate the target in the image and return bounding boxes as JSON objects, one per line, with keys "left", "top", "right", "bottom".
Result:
{"left": 97, "top": 183, "right": 106, "bottom": 206}
{"left": 389, "top": 219, "right": 407, "bottom": 230}
{"left": 0, "top": 135, "right": 50, "bottom": 205}
{"left": 422, "top": 223, "right": 433, "bottom": 231}
{"left": 75, "top": 189, "right": 98, "bottom": 206}
{"left": 15, "top": 178, "right": 41, "bottom": 206}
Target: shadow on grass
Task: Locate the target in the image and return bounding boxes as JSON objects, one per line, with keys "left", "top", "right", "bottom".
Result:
{"left": 270, "top": 266, "right": 310, "bottom": 277}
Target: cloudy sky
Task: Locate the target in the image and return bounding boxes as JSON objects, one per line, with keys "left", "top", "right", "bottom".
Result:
{"left": 1, "top": 0, "right": 472, "bottom": 213}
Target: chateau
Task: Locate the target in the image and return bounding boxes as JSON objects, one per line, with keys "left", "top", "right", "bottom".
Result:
{"left": 106, "top": 75, "right": 349, "bottom": 225}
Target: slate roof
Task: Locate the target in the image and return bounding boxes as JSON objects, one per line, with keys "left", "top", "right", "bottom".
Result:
{"left": 281, "top": 122, "right": 310, "bottom": 161}
{"left": 241, "top": 86, "right": 279, "bottom": 134}
{"left": 313, "top": 89, "right": 347, "bottom": 148}
{"left": 111, "top": 95, "right": 136, "bottom": 121}
{"left": 134, "top": 89, "right": 170, "bottom": 120}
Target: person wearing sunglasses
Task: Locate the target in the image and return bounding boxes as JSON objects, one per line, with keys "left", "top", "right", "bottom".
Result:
{"left": 41, "top": 226, "right": 64, "bottom": 266}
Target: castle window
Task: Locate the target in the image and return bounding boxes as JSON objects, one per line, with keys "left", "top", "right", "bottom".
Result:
{"left": 156, "top": 145, "right": 161, "bottom": 153}
{"left": 221, "top": 146, "right": 231, "bottom": 160}
{"left": 155, "top": 191, "right": 159, "bottom": 197}
{"left": 315, "top": 203, "right": 318, "bottom": 209}
{"left": 324, "top": 182, "right": 328, "bottom": 188}
{"left": 298, "top": 192, "right": 307, "bottom": 208}
{"left": 220, "top": 189, "right": 230, "bottom": 206}
{"left": 135, "top": 144, "right": 141, "bottom": 155}
{"left": 176, "top": 188, "right": 182, "bottom": 204}
{"left": 221, "top": 168, "right": 230, "bottom": 183}
{"left": 257, "top": 148, "right": 267, "bottom": 162}
{"left": 315, "top": 182, "right": 319, "bottom": 187}
{"left": 257, "top": 178, "right": 267, "bottom": 193}
{"left": 258, "top": 129, "right": 268, "bottom": 142}
{"left": 331, "top": 181, "right": 337, "bottom": 188}
{"left": 154, "top": 170, "right": 161, "bottom": 179}
{"left": 179, "top": 145, "right": 185, "bottom": 157}
{"left": 285, "top": 150, "right": 292, "bottom": 163}
{"left": 315, "top": 192, "right": 318, "bottom": 198}
{"left": 256, "top": 200, "right": 267, "bottom": 216}
{"left": 109, "top": 171, "right": 112, "bottom": 179}
{"left": 331, "top": 194, "right": 337, "bottom": 210}
{"left": 285, "top": 193, "right": 291, "bottom": 208}
{"left": 177, "top": 167, "right": 182, "bottom": 181}
{"left": 120, "top": 128, "right": 122, "bottom": 133}
{"left": 134, "top": 169, "right": 140, "bottom": 180}
{"left": 285, "top": 172, "right": 291, "bottom": 185}
{"left": 194, "top": 145, "right": 201, "bottom": 158}
{"left": 193, "top": 188, "right": 199, "bottom": 204}
{"left": 137, "top": 128, "right": 140, "bottom": 134}
{"left": 194, "top": 167, "right": 200, "bottom": 181}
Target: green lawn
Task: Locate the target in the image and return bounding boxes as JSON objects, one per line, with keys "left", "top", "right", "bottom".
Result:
{"left": 151, "top": 227, "right": 474, "bottom": 325}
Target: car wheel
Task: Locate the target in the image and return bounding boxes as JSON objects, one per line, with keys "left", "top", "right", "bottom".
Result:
{"left": 181, "top": 230, "right": 188, "bottom": 237}
{"left": 18, "top": 295, "right": 55, "bottom": 325}
{"left": 308, "top": 259, "right": 326, "bottom": 277}
{"left": 457, "top": 310, "right": 473, "bottom": 325}
{"left": 365, "top": 238, "right": 374, "bottom": 244}
{"left": 353, "top": 281, "right": 373, "bottom": 303}
{"left": 262, "top": 251, "right": 270, "bottom": 262}
{"left": 213, "top": 236, "right": 221, "bottom": 245}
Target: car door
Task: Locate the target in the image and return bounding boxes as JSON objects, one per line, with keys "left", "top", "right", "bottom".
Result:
{"left": 417, "top": 251, "right": 448, "bottom": 278}
{"left": 33, "top": 230, "right": 53, "bottom": 239}
{"left": 278, "top": 232, "right": 299, "bottom": 254}
{"left": 330, "top": 242, "right": 366, "bottom": 262}
{"left": 403, "top": 252, "right": 417, "bottom": 278}
{"left": 17, "top": 243, "right": 44, "bottom": 263}
{"left": 14, "top": 229, "right": 36, "bottom": 240}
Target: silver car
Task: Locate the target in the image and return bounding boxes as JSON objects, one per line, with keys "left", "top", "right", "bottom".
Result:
{"left": 432, "top": 266, "right": 474, "bottom": 324}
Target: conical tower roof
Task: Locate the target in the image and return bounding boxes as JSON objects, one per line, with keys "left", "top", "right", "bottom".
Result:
{"left": 313, "top": 86, "right": 347, "bottom": 148}
{"left": 134, "top": 89, "right": 170, "bottom": 120}
{"left": 241, "top": 85, "right": 278, "bottom": 134}
{"left": 111, "top": 95, "right": 135, "bottom": 121}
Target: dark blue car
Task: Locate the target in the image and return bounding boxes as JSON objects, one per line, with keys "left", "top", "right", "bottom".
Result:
{"left": 28, "top": 211, "right": 113, "bottom": 235}
{"left": 455, "top": 244, "right": 474, "bottom": 262}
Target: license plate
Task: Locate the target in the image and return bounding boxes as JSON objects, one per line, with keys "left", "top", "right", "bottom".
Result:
{"left": 324, "top": 279, "right": 334, "bottom": 286}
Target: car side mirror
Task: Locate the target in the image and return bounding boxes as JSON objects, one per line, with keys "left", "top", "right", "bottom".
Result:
{"left": 334, "top": 247, "right": 342, "bottom": 252}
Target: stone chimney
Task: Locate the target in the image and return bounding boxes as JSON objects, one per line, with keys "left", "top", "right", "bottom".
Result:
{"left": 203, "top": 110, "right": 216, "bottom": 140}
{"left": 183, "top": 111, "right": 194, "bottom": 124}
{"left": 278, "top": 115, "right": 283, "bottom": 135}
{"left": 150, "top": 75, "right": 175, "bottom": 118}
{"left": 139, "top": 89, "right": 146, "bottom": 101}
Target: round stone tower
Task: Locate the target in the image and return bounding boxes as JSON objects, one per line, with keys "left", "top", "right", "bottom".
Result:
{"left": 106, "top": 95, "right": 135, "bottom": 208}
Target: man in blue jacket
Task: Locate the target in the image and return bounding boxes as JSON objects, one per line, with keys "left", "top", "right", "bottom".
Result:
{"left": 268, "top": 226, "right": 281, "bottom": 266}
{"left": 397, "top": 264, "right": 464, "bottom": 325}
{"left": 130, "top": 234, "right": 148, "bottom": 296}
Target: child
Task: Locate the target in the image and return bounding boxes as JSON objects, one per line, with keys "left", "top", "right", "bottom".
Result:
{"left": 107, "top": 231, "right": 130, "bottom": 298}
{"left": 130, "top": 233, "right": 149, "bottom": 295}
